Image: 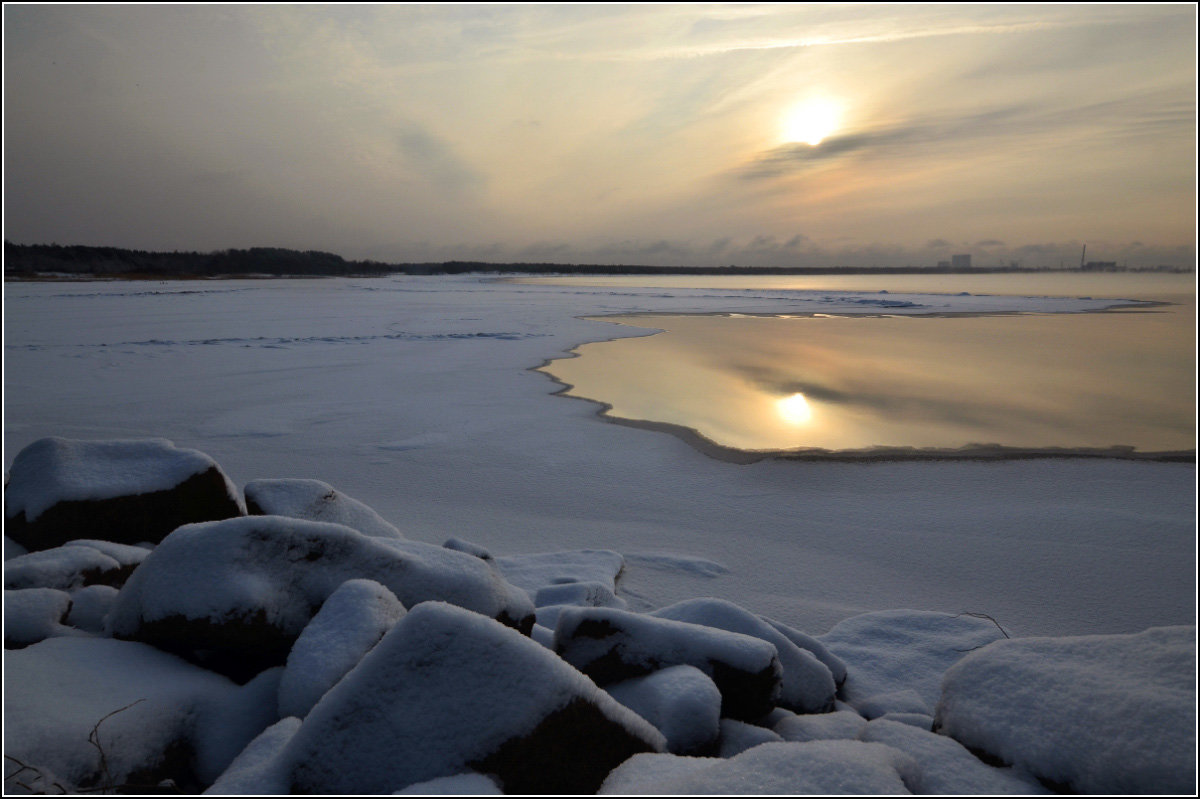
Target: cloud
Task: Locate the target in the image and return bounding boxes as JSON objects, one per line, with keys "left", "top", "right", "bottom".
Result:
{"left": 394, "top": 122, "right": 484, "bottom": 195}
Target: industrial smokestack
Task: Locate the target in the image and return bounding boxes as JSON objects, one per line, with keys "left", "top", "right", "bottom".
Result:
{"left": 1080, "top": 244, "right": 1086, "bottom": 269}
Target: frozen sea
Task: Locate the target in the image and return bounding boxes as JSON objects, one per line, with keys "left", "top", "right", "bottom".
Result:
{"left": 3, "top": 273, "right": 1195, "bottom": 638}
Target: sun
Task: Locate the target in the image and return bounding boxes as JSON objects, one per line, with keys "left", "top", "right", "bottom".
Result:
{"left": 781, "top": 97, "right": 842, "bottom": 146}
{"left": 776, "top": 392, "right": 814, "bottom": 425}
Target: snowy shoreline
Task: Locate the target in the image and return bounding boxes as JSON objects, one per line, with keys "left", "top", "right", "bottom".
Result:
{"left": 4, "top": 437, "right": 1195, "bottom": 794}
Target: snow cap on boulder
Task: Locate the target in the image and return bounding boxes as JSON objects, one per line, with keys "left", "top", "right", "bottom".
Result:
{"left": 108, "top": 516, "right": 534, "bottom": 681}
{"left": 651, "top": 598, "right": 836, "bottom": 713}
{"left": 4, "top": 437, "right": 243, "bottom": 551}
{"left": 282, "top": 602, "right": 665, "bottom": 794}
{"left": 277, "top": 578, "right": 406, "bottom": 718}
{"left": 605, "top": 665, "right": 723, "bottom": 755}
{"left": 243, "top": 478, "right": 404, "bottom": 540}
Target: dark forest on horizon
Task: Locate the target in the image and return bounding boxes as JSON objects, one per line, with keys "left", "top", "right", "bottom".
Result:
{"left": 3, "top": 241, "right": 1191, "bottom": 279}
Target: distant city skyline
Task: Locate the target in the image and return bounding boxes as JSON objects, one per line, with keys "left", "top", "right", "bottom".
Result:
{"left": 4, "top": 4, "right": 1196, "bottom": 268}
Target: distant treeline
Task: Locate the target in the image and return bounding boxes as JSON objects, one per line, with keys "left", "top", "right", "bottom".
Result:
{"left": 3, "top": 242, "right": 1190, "bottom": 278}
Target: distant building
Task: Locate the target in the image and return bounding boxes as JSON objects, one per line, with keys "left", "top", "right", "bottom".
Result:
{"left": 1082, "top": 261, "right": 1118, "bottom": 271}
{"left": 951, "top": 254, "right": 971, "bottom": 269}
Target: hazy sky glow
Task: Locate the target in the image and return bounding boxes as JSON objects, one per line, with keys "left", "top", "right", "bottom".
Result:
{"left": 4, "top": 4, "right": 1196, "bottom": 267}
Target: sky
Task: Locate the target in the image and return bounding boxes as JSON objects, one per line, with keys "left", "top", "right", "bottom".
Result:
{"left": 3, "top": 4, "right": 1196, "bottom": 268}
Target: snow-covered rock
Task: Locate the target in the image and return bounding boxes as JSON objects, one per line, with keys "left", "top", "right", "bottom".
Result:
{"left": 4, "top": 539, "right": 147, "bottom": 592}
{"left": 4, "top": 637, "right": 243, "bottom": 792}
{"left": 605, "top": 665, "right": 723, "bottom": 754}
{"left": 281, "top": 602, "right": 666, "bottom": 794}
{"left": 393, "top": 772, "right": 504, "bottom": 794}
{"left": 715, "top": 718, "right": 784, "bottom": 758}
{"left": 4, "top": 437, "right": 243, "bottom": 551}
{"left": 277, "top": 578, "right": 406, "bottom": 718}
{"left": 65, "top": 584, "right": 120, "bottom": 633}
{"left": 243, "top": 478, "right": 404, "bottom": 539}
{"left": 598, "top": 740, "right": 918, "bottom": 794}
{"left": 651, "top": 598, "right": 836, "bottom": 713}
{"left": 821, "top": 609, "right": 1009, "bottom": 715}
{"left": 934, "top": 625, "right": 1197, "bottom": 794}
{"left": 761, "top": 615, "right": 848, "bottom": 685}
{"left": 555, "top": 606, "right": 783, "bottom": 721}
{"left": 859, "top": 718, "right": 1046, "bottom": 794}
{"left": 4, "top": 546, "right": 123, "bottom": 591}
{"left": 4, "top": 587, "right": 85, "bottom": 648}
{"left": 107, "top": 516, "right": 534, "bottom": 680}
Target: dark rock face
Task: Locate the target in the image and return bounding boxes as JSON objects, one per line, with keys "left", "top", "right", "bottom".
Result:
{"left": 4, "top": 438, "right": 243, "bottom": 552}
{"left": 108, "top": 516, "right": 535, "bottom": 682}
{"left": 284, "top": 602, "right": 665, "bottom": 794}
{"left": 554, "top": 607, "right": 783, "bottom": 721}
{"left": 7, "top": 467, "right": 243, "bottom": 551}
{"left": 469, "top": 697, "right": 661, "bottom": 794}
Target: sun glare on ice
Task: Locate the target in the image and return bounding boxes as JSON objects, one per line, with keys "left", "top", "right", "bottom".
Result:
{"left": 777, "top": 392, "right": 814, "bottom": 425}
{"left": 781, "top": 97, "right": 842, "bottom": 146}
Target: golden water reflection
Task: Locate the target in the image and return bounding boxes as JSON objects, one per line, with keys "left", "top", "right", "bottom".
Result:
{"left": 543, "top": 303, "right": 1195, "bottom": 457}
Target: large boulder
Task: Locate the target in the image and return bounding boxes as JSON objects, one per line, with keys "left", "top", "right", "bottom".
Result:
{"left": 651, "top": 598, "right": 836, "bottom": 713}
{"left": 859, "top": 718, "right": 1046, "bottom": 794}
{"left": 4, "top": 438, "right": 243, "bottom": 551}
{"left": 281, "top": 602, "right": 666, "bottom": 794}
{"left": 108, "top": 516, "right": 534, "bottom": 681}
{"left": 934, "top": 625, "right": 1196, "bottom": 794}
{"left": 243, "top": 478, "right": 404, "bottom": 540}
{"left": 4, "top": 637, "right": 247, "bottom": 793}
{"left": 555, "top": 606, "right": 782, "bottom": 721}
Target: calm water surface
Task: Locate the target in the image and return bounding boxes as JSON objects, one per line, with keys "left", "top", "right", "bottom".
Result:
{"left": 535, "top": 273, "right": 1195, "bottom": 457}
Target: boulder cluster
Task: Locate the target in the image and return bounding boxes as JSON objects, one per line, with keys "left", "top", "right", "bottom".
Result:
{"left": 4, "top": 437, "right": 1195, "bottom": 795}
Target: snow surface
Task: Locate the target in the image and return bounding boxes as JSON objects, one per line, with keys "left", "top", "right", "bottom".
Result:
{"left": 4, "top": 436, "right": 231, "bottom": 522}
{"left": 934, "top": 625, "right": 1197, "bottom": 794}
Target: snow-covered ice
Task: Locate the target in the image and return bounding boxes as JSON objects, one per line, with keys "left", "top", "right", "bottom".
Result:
{"left": 4, "top": 275, "right": 1190, "bottom": 637}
